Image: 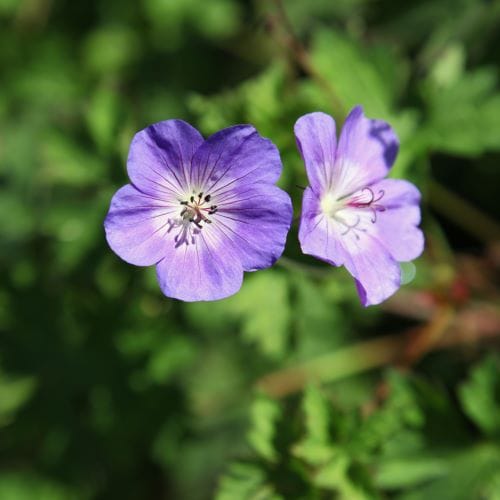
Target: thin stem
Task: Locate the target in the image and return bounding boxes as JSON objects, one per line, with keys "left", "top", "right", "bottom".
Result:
{"left": 256, "top": 302, "right": 500, "bottom": 397}
{"left": 257, "top": 335, "right": 407, "bottom": 398}
{"left": 428, "top": 179, "right": 500, "bottom": 243}
{"left": 270, "top": 0, "right": 346, "bottom": 116}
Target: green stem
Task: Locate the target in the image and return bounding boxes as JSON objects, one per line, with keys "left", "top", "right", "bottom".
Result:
{"left": 257, "top": 334, "right": 407, "bottom": 397}
{"left": 428, "top": 179, "right": 500, "bottom": 243}
{"left": 272, "top": 0, "right": 346, "bottom": 116}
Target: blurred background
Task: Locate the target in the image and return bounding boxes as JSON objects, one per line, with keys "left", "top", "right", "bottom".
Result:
{"left": 1, "top": 0, "right": 500, "bottom": 498}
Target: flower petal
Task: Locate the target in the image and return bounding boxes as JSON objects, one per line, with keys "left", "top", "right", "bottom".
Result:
{"left": 213, "top": 184, "right": 293, "bottom": 271}
{"left": 335, "top": 106, "right": 399, "bottom": 194}
{"left": 371, "top": 179, "right": 424, "bottom": 262}
{"left": 298, "top": 187, "right": 402, "bottom": 306}
{"left": 155, "top": 230, "right": 243, "bottom": 302}
{"left": 298, "top": 187, "right": 346, "bottom": 266}
{"left": 104, "top": 184, "right": 178, "bottom": 266}
{"left": 127, "top": 119, "right": 204, "bottom": 198}
{"left": 342, "top": 234, "right": 401, "bottom": 306}
{"left": 294, "top": 112, "right": 337, "bottom": 193}
{"left": 191, "top": 125, "right": 283, "bottom": 197}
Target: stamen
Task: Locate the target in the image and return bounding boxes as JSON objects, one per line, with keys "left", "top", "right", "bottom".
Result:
{"left": 176, "top": 190, "right": 218, "bottom": 244}
{"left": 347, "top": 187, "right": 386, "bottom": 224}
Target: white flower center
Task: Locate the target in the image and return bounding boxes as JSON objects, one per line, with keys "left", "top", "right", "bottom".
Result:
{"left": 167, "top": 191, "right": 218, "bottom": 248}
{"left": 320, "top": 186, "right": 386, "bottom": 240}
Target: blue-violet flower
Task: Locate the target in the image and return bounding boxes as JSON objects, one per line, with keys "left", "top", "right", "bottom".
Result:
{"left": 295, "top": 106, "right": 424, "bottom": 306}
{"left": 105, "top": 120, "right": 292, "bottom": 301}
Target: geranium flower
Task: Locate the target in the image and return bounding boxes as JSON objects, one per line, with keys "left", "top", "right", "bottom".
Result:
{"left": 295, "top": 106, "right": 424, "bottom": 306}
{"left": 105, "top": 120, "right": 292, "bottom": 301}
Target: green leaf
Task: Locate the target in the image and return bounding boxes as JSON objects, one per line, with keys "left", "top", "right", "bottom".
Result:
{"left": 215, "top": 463, "right": 282, "bottom": 500}
{"left": 353, "top": 371, "right": 424, "bottom": 457}
{"left": 83, "top": 26, "right": 141, "bottom": 75}
{"left": 458, "top": 355, "right": 500, "bottom": 436}
{"left": 423, "top": 67, "right": 500, "bottom": 156}
{"left": 0, "top": 370, "right": 36, "bottom": 427}
{"left": 375, "top": 455, "right": 449, "bottom": 489}
{"left": 0, "top": 473, "right": 87, "bottom": 500}
{"left": 145, "top": 335, "right": 197, "bottom": 384}
{"left": 314, "top": 452, "right": 372, "bottom": 500}
{"left": 189, "top": 64, "right": 288, "bottom": 137}
{"left": 398, "top": 445, "right": 500, "bottom": 500}
{"left": 309, "top": 29, "right": 394, "bottom": 116}
{"left": 40, "top": 132, "right": 105, "bottom": 187}
{"left": 293, "top": 385, "right": 334, "bottom": 465}
{"left": 247, "top": 395, "right": 282, "bottom": 462}
{"left": 291, "top": 275, "right": 347, "bottom": 358}
{"left": 85, "top": 85, "right": 122, "bottom": 153}
{"left": 236, "top": 272, "right": 291, "bottom": 359}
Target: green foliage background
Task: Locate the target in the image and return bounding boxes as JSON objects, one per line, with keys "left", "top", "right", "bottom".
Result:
{"left": 1, "top": 0, "right": 500, "bottom": 498}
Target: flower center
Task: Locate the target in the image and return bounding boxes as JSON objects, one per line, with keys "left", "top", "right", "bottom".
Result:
{"left": 167, "top": 192, "right": 218, "bottom": 248}
{"left": 345, "top": 187, "right": 385, "bottom": 223}
{"left": 321, "top": 186, "right": 386, "bottom": 239}
{"left": 179, "top": 191, "right": 218, "bottom": 229}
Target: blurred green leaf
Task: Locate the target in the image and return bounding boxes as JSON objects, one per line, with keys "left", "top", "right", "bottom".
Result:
{"left": 458, "top": 355, "right": 500, "bottom": 436}
{"left": 422, "top": 67, "right": 500, "bottom": 156}
{"left": 375, "top": 455, "right": 449, "bottom": 489}
{"left": 247, "top": 395, "right": 281, "bottom": 462}
{"left": 0, "top": 370, "right": 36, "bottom": 427}
{"left": 216, "top": 463, "right": 282, "bottom": 500}
{"left": 398, "top": 445, "right": 500, "bottom": 500}
{"left": 188, "top": 271, "right": 291, "bottom": 359}
{"left": 83, "top": 26, "right": 141, "bottom": 75}
{"left": 40, "top": 132, "right": 105, "bottom": 187}
{"left": 309, "top": 29, "right": 395, "bottom": 116}
{"left": 353, "top": 371, "right": 424, "bottom": 457}
{"left": 85, "top": 85, "right": 123, "bottom": 153}
{"left": 0, "top": 473, "right": 86, "bottom": 500}
{"left": 234, "top": 272, "right": 291, "bottom": 359}
{"left": 293, "top": 385, "right": 333, "bottom": 465}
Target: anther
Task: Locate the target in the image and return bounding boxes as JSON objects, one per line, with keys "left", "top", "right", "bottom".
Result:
{"left": 180, "top": 200, "right": 188, "bottom": 205}
{"left": 204, "top": 194, "right": 211, "bottom": 202}
{"left": 190, "top": 196, "right": 195, "bottom": 203}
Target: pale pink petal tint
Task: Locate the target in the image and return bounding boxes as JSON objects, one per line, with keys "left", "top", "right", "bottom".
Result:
{"left": 105, "top": 120, "right": 292, "bottom": 302}
{"left": 295, "top": 106, "right": 424, "bottom": 306}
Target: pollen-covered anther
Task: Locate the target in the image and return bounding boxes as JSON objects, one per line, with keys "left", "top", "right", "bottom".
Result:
{"left": 179, "top": 191, "right": 217, "bottom": 230}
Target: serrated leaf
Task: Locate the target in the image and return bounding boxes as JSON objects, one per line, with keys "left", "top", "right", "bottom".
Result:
{"left": 314, "top": 449, "right": 371, "bottom": 500}
{"left": 374, "top": 456, "right": 449, "bottom": 489}
{"left": 215, "top": 463, "right": 282, "bottom": 500}
{"left": 353, "top": 371, "right": 424, "bottom": 456}
{"left": 458, "top": 355, "right": 500, "bottom": 436}
{"left": 310, "top": 30, "right": 393, "bottom": 116}
{"left": 247, "top": 395, "right": 282, "bottom": 462}
{"left": 189, "top": 272, "right": 291, "bottom": 359}
{"left": 398, "top": 445, "right": 500, "bottom": 500}
{"left": 236, "top": 272, "right": 291, "bottom": 359}
{"left": 423, "top": 67, "right": 500, "bottom": 156}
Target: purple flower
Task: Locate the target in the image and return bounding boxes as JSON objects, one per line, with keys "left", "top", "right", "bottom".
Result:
{"left": 104, "top": 120, "right": 292, "bottom": 301}
{"left": 295, "top": 106, "right": 424, "bottom": 306}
